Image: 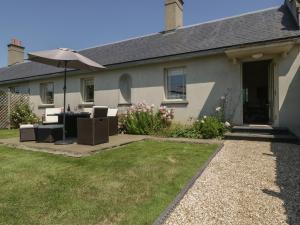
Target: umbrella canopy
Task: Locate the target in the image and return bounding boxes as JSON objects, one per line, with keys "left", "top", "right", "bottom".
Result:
{"left": 28, "top": 48, "right": 105, "bottom": 70}
{"left": 28, "top": 48, "right": 105, "bottom": 145}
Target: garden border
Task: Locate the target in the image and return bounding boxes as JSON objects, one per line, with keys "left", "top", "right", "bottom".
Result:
{"left": 152, "top": 143, "right": 225, "bottom": 225}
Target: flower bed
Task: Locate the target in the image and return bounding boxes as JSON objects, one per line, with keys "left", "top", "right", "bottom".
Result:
{"left": 119, "top": 102, "right": 174, "bottom": 135}
{"left": 119, "top": 98, "right": 231, "bottom": 139}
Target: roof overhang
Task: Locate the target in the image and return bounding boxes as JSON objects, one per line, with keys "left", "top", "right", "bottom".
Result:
{"left": 225, "top": 41, "right": 296, "bottom": 63}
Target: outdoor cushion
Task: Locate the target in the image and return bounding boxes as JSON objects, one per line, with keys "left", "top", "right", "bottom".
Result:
{"left": 107, "top": 108, "right": 118, "bottom": 117}
{"left": 44, "top": 108, "right": 61, "bottom": 124}
{"left": 20, "top": 124, "right": 37, "bottom": 129}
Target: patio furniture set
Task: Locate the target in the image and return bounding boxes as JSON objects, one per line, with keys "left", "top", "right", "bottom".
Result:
{"left": 19, "top": 106, "right": 118, "bottom": 146}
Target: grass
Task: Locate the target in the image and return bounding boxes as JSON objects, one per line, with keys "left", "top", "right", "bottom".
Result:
{"left": 0, "top": 129, "right": 19, "bottom": 139}
{"left": 0, "top": 138, "right": 218, "bottom": 225}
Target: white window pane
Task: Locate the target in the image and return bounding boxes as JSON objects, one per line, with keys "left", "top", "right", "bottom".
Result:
{"left": 166, "top": 68, "right": 186, "bottom": 100}
{"left": 40, "top": 83, "right": 54, "bottom": 104}
{"left": 169, "top": 68, "right": 184, "bottom": 76}
{"left": 10, "top": 86, "right": 30, "bottom": 94}
{"left": 82, "top": 79, "right": 94, "bottom": 102}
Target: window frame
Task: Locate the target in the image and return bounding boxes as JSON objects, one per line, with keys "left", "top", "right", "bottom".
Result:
{"left": 40, "top": 82, "right": 54, "bottom": 105}
{"left": 164, "top": 67, "right": 187, "bottom": 100}
{"left": 81, "top": 78, "right": 95, "bottom": 103}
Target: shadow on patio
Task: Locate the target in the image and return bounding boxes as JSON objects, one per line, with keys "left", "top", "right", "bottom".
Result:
{"left": 263, "top": 143, "right": 300, "bottom": 225}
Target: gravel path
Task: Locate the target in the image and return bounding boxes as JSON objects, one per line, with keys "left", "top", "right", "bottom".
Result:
{"left": 163, "top": 141, "right": 300, "bottom": 225}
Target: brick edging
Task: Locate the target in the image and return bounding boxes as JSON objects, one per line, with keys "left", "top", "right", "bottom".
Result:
{"left": 152, "top": 143, "right": 225, "bottom": 225}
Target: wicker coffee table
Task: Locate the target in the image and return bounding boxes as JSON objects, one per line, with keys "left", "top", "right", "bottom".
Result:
{"left": 37, "top": 124, "right": 64, "bottom": 143}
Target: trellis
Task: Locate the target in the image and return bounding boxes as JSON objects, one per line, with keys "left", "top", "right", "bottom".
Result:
{"left": 0, "top": 90, "right": 30, "bottom": 129}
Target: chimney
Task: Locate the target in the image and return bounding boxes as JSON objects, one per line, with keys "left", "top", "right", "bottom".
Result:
{"left": 165, "top": 0, "right": 184, "bottom": 31}
{"left": 7, "top": 38, "right": 25, "bottom": 66}
{"left": 285, "top": 0, "right": 300, "bottom": 27}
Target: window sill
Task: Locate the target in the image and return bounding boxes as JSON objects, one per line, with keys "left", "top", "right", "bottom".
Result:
{"left": 78, "top": 103, "right": 94, "bottom": 108}
{"left": 38, "top": 104, "right": 55, "bottom": 109}
{"left": 161, "top": 100, "right": 189, "bottom": 105}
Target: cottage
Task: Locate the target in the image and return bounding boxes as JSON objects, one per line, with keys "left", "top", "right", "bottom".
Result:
{"left": 1, "top": 0, "right": 300, "bottom": 136}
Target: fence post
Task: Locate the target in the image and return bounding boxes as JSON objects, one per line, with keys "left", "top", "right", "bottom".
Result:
{"left": 7, "top": 91, "right": 11, "bottom": 129}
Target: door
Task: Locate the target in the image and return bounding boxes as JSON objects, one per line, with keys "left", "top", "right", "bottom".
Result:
{"left": 268, "top": 62, "right": 275, "bottom": 124}
{"left": 243, "top": 60, "right": 271, "bottom": 124}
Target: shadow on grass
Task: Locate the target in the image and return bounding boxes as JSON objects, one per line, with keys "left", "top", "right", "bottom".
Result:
{"left": 262, "top": 143, "right": 300, "bottom": 225}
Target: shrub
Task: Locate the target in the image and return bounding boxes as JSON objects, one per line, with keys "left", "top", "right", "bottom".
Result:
{"left": 167, "top": 123, "right": 201, "bottom": 139}
{"left": 10, "top": 104, "right": 39, "bottom": 128}
{"left": 195, "top": 116, "right": 227, "bottom": 139}
{"left": 119, "top": 102, "right": 174, "bottom": 135}
{"left": 155, "top": 116, "right": 230, "bottom": 139}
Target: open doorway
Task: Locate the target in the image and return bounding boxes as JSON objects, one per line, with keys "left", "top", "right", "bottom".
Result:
{"left": 243, "top": 60, "right": 273, "bottom": 124}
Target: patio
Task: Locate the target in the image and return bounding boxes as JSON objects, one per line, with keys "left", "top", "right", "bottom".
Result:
{"left": 0, "top": 134, "right": 146, "bottom": 157}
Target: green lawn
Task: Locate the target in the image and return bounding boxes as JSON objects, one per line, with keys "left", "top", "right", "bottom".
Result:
{"left": 0, "top": 140, "right": 218, "bottom": 225}
{"left": 0, "top": 129, "right": 19, "bottom": 139}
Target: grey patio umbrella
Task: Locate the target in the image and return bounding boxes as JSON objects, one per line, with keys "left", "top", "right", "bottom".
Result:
{"left": 28, "top": 48, "right": 105, "bottom": 145}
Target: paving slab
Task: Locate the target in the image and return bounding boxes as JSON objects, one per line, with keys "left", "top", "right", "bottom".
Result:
{"left": 0, "top": 135, "right": 146, "bottom": 157}
{"left": 0, "top": 135, "right": 222, "bottom": 157}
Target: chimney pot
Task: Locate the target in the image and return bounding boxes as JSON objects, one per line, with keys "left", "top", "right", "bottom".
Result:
{"left": 7, "top": 38, "right": 25, "bottom": 66}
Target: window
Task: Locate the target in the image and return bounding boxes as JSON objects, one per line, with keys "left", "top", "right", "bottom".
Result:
{"left": 119, "top": 74, "right": 132, "bottom": 104}
{"left": 81, "top": 79, "right": 94, "bottom": 103}
{"left": 40, "top": 82, "right": 54, "bottom": 104}
{"left": 10, "top": 86, "right": 30, "bottom": 94}
{"left": 165, "top": 67, "right": 186, "bottom": 100}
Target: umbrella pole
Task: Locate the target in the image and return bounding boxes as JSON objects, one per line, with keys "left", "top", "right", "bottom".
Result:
{"left": 63, "top": 61, "right": 67, "bottom": 141}
{"left": 56, "top": 61, "right": 73, "bottom": 145}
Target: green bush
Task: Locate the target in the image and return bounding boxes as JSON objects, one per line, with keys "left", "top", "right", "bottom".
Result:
{"left": 155, "top": 116, "right": 229, "bottom": 139}
{"left": 120, "top": 101, "right": 230, "bottom": 139}
{"left": 194, "top": 116, "right": 227, "bottom": 139}
{"left": 10, "top": 104, "right": 39, "bottom": 128}
{"left": 167, "top": 123, "right": 201, "bottom": 139}
{"left": 119, "top": 103, "right": 174, "bottom": 135}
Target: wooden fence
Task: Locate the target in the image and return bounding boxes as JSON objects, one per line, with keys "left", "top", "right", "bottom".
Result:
{"left": 0, "top": 90, "right": 30, "bottom": 129}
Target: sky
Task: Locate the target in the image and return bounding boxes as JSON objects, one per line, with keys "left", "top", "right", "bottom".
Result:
{"left": 0, "top": 0, "right": 283, "bottom": 67}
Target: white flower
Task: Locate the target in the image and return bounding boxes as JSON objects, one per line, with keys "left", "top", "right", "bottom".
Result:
{"left": 220, "top": 96, "right": 226, "bottom": 100}
{"left": 225, "top": 121, "right": 231, "bottom": 127}
{"left": 201, "top": 120, "right": 205, "bottom": 124}
{"left": 203, "top": 115, "right": 207, "bottom": 119}
{"left": 216, "top": 107, "right": 222, "bottom": 112}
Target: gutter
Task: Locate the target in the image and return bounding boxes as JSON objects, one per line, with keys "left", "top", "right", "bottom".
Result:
{"left": 0, "top": 36, "right": 300, "bottom": 85}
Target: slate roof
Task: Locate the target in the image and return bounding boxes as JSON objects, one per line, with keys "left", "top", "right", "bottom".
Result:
{"left": 0, "top": 4, "right": 300, "bottom": 83}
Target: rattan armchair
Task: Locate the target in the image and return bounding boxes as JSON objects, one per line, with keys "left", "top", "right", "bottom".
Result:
{"left": 92, "top": 106, "right": 118, "bottom": 136}
{"left": 77, "top": 117, "right": 109, "bottom": 146}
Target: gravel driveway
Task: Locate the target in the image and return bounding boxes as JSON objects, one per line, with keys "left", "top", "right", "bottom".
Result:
{"left": 164, "top": 140, "right": 300, "bottom": 225}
